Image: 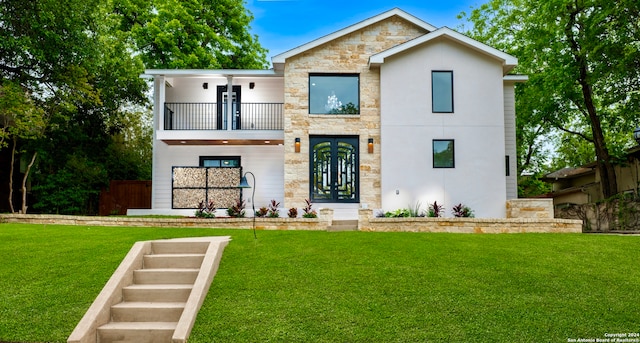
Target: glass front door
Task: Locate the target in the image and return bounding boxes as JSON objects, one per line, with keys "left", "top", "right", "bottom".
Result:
{"left": 309, "top": 136, "right": 359, "bottom": 203}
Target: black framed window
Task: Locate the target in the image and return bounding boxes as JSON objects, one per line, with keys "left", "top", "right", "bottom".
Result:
{"left": 433, "top": 140, "right": 455, "bottom": 168}
{"left": 199, "top": 156, "right": 240, "bottom": 167}
{"left": 309, "top": 74, "right": 359, "bottom": 114}
{"left": 432, "top": 71, "right": 453, "bottom": 113}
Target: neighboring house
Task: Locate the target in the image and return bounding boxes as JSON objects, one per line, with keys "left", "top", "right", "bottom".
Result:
{"left": 542, "top": 146, "right": 640, "bottom": 206}
{"left": 135, "top": 8, "right": 526, "bottom": 219}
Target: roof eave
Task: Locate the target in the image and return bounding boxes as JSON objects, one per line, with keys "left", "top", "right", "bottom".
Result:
{"left": 141, "top": 69, "right": 281, "bottom": 78}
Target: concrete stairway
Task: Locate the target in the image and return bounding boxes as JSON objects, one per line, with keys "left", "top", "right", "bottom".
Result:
{"left": 327, "top": 220, "right": 359, "bottom": 231}
{"left": 68, "top": 236, "right": 230, "bottom": 343}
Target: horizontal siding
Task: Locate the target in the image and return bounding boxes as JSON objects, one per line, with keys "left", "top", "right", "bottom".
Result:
{"left": 165, "top": 77, "right": 284, "bottom": 103}
{"left": 152, "top": 142, "right": 284, "bottom": 212}
{"left": 503, "top": 84, "right": 518, "bottom": 199}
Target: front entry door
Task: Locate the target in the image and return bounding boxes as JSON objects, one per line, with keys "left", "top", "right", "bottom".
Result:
{"left": 216, "top": 85, "right": 241, "bottom": 130}
{"left": 310, "top": 136, "right": 359, "bottom": 203}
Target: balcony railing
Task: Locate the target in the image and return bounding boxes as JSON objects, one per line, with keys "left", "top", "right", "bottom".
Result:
{"left": 164, "top": 102, "right": 284, "bottom": 130}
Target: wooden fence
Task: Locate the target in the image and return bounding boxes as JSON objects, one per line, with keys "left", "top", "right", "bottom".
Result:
{"left": 99, "top": 181, "right": 151, "bottom": 216}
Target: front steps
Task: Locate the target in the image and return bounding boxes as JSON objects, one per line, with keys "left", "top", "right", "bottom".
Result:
{"left": 68, "top": 236, "right": 230, "bottom": 343}
{"left": 328, "top": 220, "right": 359, "bottom": 231}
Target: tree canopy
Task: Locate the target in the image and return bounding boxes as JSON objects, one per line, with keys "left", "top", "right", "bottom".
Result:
{"left": 461, "top": 0, "right": 640, "bottom": 198}
{"left": 0, "top": 0, "right": 267, "bottom": 214}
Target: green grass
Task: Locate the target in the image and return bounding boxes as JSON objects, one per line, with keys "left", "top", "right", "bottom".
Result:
{"left": 1, "top": 224, "right": 639, "bottom": 342}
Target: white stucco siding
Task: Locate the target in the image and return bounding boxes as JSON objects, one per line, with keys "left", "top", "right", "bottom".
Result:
{"left": 165, "top": 77, "right": 284, "bottom": 103}
{"left": 379, "top": 37, "right": 507, "bottom": 217}
{"left": 151, "top": 142, "right": 285, "bottom": 214}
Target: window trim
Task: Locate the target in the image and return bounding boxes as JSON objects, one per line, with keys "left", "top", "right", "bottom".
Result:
{"left": 432, "top": 139, "right": 455, "bottom": 168}
{"left": 431, "top": 70, "right": 454, "bottom": 113}
{"left": 308, "top": 73, "right": 360, "bottom": 115}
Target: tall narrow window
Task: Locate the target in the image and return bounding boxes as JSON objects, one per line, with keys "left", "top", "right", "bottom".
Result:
{"left": 432, "top": 71, "right": 453, "bottom": 113}
{"left": 433, "top": 140, "right": 455, "bottom": 168}
{"left": 309, "top": 74, "right": 359, "bottom": 114}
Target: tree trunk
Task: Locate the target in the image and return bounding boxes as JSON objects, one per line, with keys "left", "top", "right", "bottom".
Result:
{"left": 566, "top": 3, "right": 618, "bottom": 199}
{"left": 21, "top": 151, "right": 37, "bottom": 214}
{"left": 8, "top": 137, "right": 16, "bottom": 213}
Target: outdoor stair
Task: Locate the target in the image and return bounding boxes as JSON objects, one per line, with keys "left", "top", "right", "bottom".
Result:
{"left": 328, "top": 219, "right": 359, "bottom": 231}
{"left": 68, "top": 236, "right": 230, "bottom": 343}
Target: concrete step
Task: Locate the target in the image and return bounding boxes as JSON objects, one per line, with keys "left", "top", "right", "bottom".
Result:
{"left": 97, "top": 321, "right": 177, "bottom": 343}
{"left": 123, "top": 284, "right": 193, "bottom": 302}
{"left": 328, "top": 220, "right": 359, "bottom": 231}
{"left": 133, "top": 268, "right": 199, "bottom": 285}
{"left": 111, "top": 302, "right": 185, "bottom": 322}
{"left": 143, "top": 253, "right": 205, "bottom": 269}
{"left": 151, "top": 241, "right": 209, "bottom": 254}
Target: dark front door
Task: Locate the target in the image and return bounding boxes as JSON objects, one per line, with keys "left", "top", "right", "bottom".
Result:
{"left": 310, "top": 136, "right": 359, "bottom": 203}
{"left": 216, "top": 85, "right": 241, "bottom": 130}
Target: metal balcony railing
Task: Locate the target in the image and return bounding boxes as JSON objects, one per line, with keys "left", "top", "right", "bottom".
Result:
{"left": 164, "top": 102, "right": 284, "bottom": 130}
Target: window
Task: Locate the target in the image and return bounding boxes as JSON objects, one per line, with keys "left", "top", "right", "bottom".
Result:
{"left": 432, "top": 71, "right": 453, "bottom": 113}
{"left": 199, "top": 156, "right": 240, "bottom": 167}
{"left": 309, "top": 74, "right": 359, "bottom": 114}
{"left": 433, "top": 140, "right": 455, "bottom": 168}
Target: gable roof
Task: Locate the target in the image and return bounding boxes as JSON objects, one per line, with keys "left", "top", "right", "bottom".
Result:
{"left": 271, "top": 8, "right": 437, "bottom": 69}
{"left": 369, "top": 27, "right": 518, "bottom": 74}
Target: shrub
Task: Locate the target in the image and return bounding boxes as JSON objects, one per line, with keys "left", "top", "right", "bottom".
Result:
{"left": 384, "top": 208, "right": 411, "bottom": 218}
{"left": 288, "top": 207, "right": 298, "bottom": 218}
{"left": 268, "top": 200, "right": 280, "bottom": 218}
{"left": 255, "top": 207, "right": 268, "bottom": 218}
{"left": 195, "top": 200, "right": 215, "bottom": 218}
{"left": 452, "top": 203, "right": 474, "bottom": 218}
{"left": 302, "top": 199, "right": 317, "bottom": 218}
{"left": 427, "top": 201, "right": 444, "bottom": 217}
{"left": 227, "top": 199, "right": 246, "bottom": 218}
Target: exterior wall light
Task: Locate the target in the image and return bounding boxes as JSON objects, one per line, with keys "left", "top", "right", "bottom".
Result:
{"left": 295, "top": 137, "right": 301, "bottom": 153}
{"left": 202, "top": 82, "right": 208, "bottom": 89}
{"left": 368, "top": 138, "right": 374, "bottom": 154}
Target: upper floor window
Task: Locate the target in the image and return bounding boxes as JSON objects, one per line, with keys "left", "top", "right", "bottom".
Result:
{"left": 309, "top": 74, "right": 359, "bottom": 114}
{"left": 199, "top": 156, "right": 240, "bottom": 167}
{"left": 432, "top": 71, "right": 453, "bottom": 113}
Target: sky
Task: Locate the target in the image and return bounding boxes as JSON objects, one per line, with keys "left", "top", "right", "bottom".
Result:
{"left": 244, "top": 0, "right": 481, "bottom": 60}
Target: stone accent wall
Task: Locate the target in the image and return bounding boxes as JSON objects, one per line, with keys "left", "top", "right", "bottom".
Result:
{"left": 358, "top": 209, "right": 582, "bottom": 233}
{"left": 283, "top": 16, "right": 428, "bottom": 209}
{"left": 506, "top": 199, "right": 554, "bottom": 219}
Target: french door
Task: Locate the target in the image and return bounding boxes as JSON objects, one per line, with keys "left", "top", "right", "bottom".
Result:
{"left": 309, "top": 136, "right": 359, "bottom": 203}
{"left": 216, "top": 85, "right": 241, "bottom": 130}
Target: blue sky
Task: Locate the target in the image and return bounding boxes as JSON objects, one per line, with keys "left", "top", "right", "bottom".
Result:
{"left": 244, "top": 0, "right": 480, "bottom": 59}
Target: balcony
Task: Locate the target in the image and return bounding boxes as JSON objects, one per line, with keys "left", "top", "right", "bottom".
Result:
{"left": 164, "top": 102, "right": 284, "bottom": 130}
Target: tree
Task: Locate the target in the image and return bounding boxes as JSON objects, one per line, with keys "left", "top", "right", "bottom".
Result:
{"left": 113, "top": 0, "right": 269, "bottom": 69}
{"left": 460, "top": 0, "right": 640, "bottom": 198}
{"left": 0, "top": 0, "right": 149, "bottom": 214}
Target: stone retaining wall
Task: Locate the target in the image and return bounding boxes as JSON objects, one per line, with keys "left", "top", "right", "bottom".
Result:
{"left": 506, "top": 199, "right": 554, "bottom": 219}
{"left": 0, "top": 213, "right": 331, "bottom": 231}
{"left": 2, "top": 207, "right": 583, "bottom": 233}
{"left": 358, "top": 209, "right": 582, "bottom": 233}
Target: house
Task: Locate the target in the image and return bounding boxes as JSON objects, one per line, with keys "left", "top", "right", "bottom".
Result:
{"left": 134, "top": 8, "right": 526, "bottom": 219}
{"left": 542, "top": 146, "right": 640, "bottom": 207}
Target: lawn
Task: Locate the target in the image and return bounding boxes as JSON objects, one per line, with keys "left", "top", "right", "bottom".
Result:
{"left": 1, "top": 223, "right": 639, "bottom": 342}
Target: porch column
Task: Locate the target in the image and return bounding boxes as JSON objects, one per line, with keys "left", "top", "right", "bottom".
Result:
{"left": 226, "top": 75, "right": 233, "bottom": 131}
{"left": 155, "top": 75, "right": 166, "bottom": 131}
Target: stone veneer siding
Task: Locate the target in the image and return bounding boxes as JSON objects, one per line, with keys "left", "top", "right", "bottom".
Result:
{"left": 282, "top": 16, "right": 428, "bottom": 209}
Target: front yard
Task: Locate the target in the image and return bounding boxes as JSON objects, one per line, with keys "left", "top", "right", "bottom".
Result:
{"left": 0, "top": 223, "right": 638, "bottom": 342}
